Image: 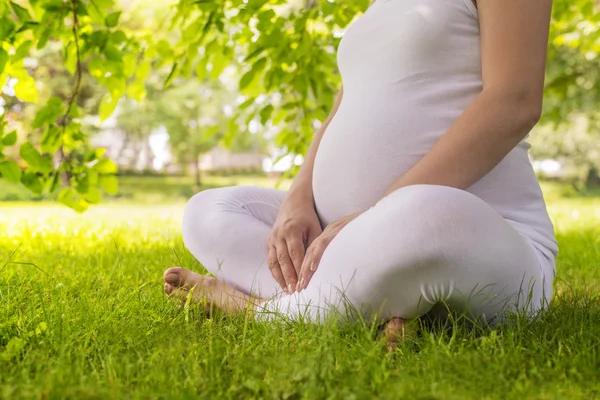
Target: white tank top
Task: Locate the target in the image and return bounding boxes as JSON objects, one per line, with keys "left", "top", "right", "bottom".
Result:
{"left": 311, "top": 0, "right": 558, "bottom": 262}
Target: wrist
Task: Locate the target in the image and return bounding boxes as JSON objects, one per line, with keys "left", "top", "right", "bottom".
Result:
{"left": 287, "top": 185, "right": 313, "bottom": 201}
{"left": 284, "top": 189, "right": 314, "bottom": 210}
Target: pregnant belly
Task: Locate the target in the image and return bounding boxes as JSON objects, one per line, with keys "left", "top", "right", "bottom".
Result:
{"left": 312, "top": 99, "right": 447, "bottom": 226}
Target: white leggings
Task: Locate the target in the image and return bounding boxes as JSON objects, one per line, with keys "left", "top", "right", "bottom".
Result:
{"left": 182, "top": 184, "right": 554, "bottom": 324}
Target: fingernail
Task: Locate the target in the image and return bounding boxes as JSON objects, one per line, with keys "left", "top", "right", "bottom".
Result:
{"left": 288, "top": 283, "right": 293, "bottom": 293}
{"left": 310, "top": 261, "right": 316, "bottom": 272}
{"left": 299, "top": 277, "right": 305, "bottom": 290}
{"left": 295, "top": 280, "right": 301, "bottom": 292}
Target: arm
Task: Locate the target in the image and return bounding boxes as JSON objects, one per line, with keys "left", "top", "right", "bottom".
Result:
{"left": 381, "top": 0, "right": 552, "bottom": 196}
{"left": 286, "top": 87, "right": 344, "bottom": 202}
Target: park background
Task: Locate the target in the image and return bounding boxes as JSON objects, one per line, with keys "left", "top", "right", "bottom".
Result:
{"left": 0, "top": 0, "right": 599, "bottom": 398}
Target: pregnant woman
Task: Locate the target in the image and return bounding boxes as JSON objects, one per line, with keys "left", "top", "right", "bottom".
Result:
{"left": 164, "top": 0, "right": 558, "bottom": 338}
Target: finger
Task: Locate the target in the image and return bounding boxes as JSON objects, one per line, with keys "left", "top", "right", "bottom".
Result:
{"left": 286, "top": 236, "right": 306, "bottom": 275}
{"left": 306, "top": 221, "right": 323, "bottom": 248}
{"left": 267, "top": 245, "right": 287, "bottom": 292}
{"left": 275, "top": 240, "right": 298, "bottom": 293}
{"left": 300, "top": 237, "right": 329, "bottom": 291}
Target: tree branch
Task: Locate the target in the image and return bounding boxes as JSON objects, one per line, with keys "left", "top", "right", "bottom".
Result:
{"left": 61, "top": 0, "right": 83, "bottom": 130}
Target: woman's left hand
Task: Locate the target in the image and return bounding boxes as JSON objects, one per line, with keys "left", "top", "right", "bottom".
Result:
{"left": 296, "top": 211, "right": 363, "bottom": 292}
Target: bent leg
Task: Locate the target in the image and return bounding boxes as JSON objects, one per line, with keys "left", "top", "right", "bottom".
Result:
{"left": 182, "top": 185, "right": 287, "bottom": 299}
{"left": 257, "top": 185, "right": 550, "bottom": 324}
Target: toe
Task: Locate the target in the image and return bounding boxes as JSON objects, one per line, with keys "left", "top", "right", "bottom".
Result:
{"left": 163, "top": 267, "right": 204, "bottom": 289}
{"left": 163, "top": 266, "right": 182, "bottom": 277}
{"left": 164, "top": 266, "right": 189, "bottom": 287}
{"left": 383, "top": 317, "right": 406, "bottom": 351}
{"left": 164, "top": 283, "right": 175, "bottom": 295}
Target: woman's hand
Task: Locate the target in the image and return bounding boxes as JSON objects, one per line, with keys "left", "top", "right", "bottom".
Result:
{"left": 267, "top": 194, "right": 323, "bottom": 293}
{"left": 296, "top": 211, "right": 363, "bottom": 292}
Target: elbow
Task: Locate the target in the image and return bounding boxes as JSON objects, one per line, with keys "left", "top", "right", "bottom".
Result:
{"left": 507, "top": 88, "right": 543, "bottom": 130}
{"left": 520, "top": 96, "right": 543, "bottom": 130}
{"left": 486, "top": 86, "right": 543, "bottom": 134}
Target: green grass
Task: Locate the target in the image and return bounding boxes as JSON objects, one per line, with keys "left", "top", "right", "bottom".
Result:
{"left": 0, "top": 180, "right": 599, "bottom": 399}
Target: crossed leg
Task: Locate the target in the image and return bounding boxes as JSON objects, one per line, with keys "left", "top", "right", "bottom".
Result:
{"left": 165, "top": 185, "right": 551, "bottom": 329}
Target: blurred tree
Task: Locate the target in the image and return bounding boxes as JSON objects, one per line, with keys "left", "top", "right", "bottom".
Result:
{"left": 155, "top": 80, "right": 234, "bottom": 186}
{"left": 532, "top": 0, "right": 600, "bottom": 187}
{"left": 116, "top": 97, "right": 161, "bottom": 171}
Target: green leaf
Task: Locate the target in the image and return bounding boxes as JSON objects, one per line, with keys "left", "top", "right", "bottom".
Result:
{"left": 0, "top": 17, "right": 16, "bottom": 42}
{"left": 20, "top": 143, "right": 43, "bottom": 167}
{"left": 239, "top": 97, "right": 255, "bottom": 110}
{"left": 58, "top": 188, "right": 89, "bottom": 212}
{"left": 41, "top": 125, "right": 61, "bottom": 153}
{"left": 126, "top": 79, "right": 146, "bottom": 101}
{"left": 209, "top": 52, "right": 229, "bottom": 79}
{"left": 76, "top": 173, "right": 89, "bottom": 194}
{"left": 105, "top": 75, "right": 126, "bottom": 97}
{"left": 136, "top": 61, "right": 152, "bottom": 80}
{"left": 58, "top": 187, "right": 75, "bottom": 207}
{"left": 244, "top": 46, "right": 266, "bottom": 63}
{"left": 33, "top": 97, "right": 63, "bottom": 128}
{"left": 111, "top": 30, "right": 127, "bottom": 46}
{"left": 10, "top": 1, "right": 32, "bottom": 21}
{"left": 105, "top": 11, "right": 121, "bottom": 28}
{"left": 239, "top": 69, "right": 256, "bottom": 91}
{"left": 13, "top": 71, "right": 38, "bottom": 102}
{"left": 92, "top": 158, "right": 118, "bottom": 174}
{"left": 239, "top": 58, "right": 266, "bottom": 91}
{"left": 195, "top": 56, "right": 209, "bottom": 81}
{"left": 84, "top": 186, "right": 102, "bottom": 203}
{"left": 156, "top": 39, "right": 174, "bottom": 59}
{"left": 47, "top": 172, "right": 60, "bottom": 193}
{"left": 260, "top": 105, "right": 274, "bottom": 125}
{"left": 2, "top": 131, "right": 17, "bottom": 146}
{"left": 15, "top": 21, "right": 39, "bottom": 34}
{"left": 13, "top": 40, "right": 33, "bottom": 62}
{"left": 21, "top": 171, "right": 44, "bottom": 194}
{"left": 99, "top": 174, "right": 118, "bottom": 195}
{"left": 103, "top": 45, "right": 122, "bottom": 61}
{"left": 84, "top": 148, "right": 107, "bottom": 163}
{"left": 99, "top": 94, "right": 118, "bottom": 121}
{"left": 122, "top": 53, "right": 137, "bottom": 76}
{"left": 0, "top": 48, "right": 8, "bottom": 75}
{"left": 164, "top": 63, "right": 178, "bottom": 88}
{"left": 36, "top": 27, "right": 51, "bottom": 49}
{"left": 0, "top": 161, "right": 22, "bottom": 183}
{"left": 20, "top": 143, "right": 53, "bottom": 173}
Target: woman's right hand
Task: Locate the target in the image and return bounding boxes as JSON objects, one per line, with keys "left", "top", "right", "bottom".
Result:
{"left": 267, "top": 193, "right": 323, "bottom": 293}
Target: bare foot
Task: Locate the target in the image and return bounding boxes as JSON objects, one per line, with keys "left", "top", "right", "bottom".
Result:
{"left": 163, "top": 267, "right": 260, "bottom": 314}
{"left": 382, "top": 317, "right": 408, "bottom": 351}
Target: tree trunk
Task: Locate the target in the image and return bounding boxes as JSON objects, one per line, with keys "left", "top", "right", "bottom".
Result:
{"left": 193, "top": 150, "right": 202, "bottom": 187}
{"left": 585, "top": 167, "right": 600, "bottom": 189}
{"left": 144, "top": 138, "right": 154, "bottom": 171}
{"left": 115, "top": 132, "right": 131, "bottom": 167}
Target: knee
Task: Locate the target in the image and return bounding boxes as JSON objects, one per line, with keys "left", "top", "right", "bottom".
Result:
{"left": 376, "top": 184, "right": 493, "bottom": 241}
{"left": 181, "top": 188, "right": 232, "bottom": 251}
{"left": 380, "top": 184, "right": 476, "bottom": 214}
